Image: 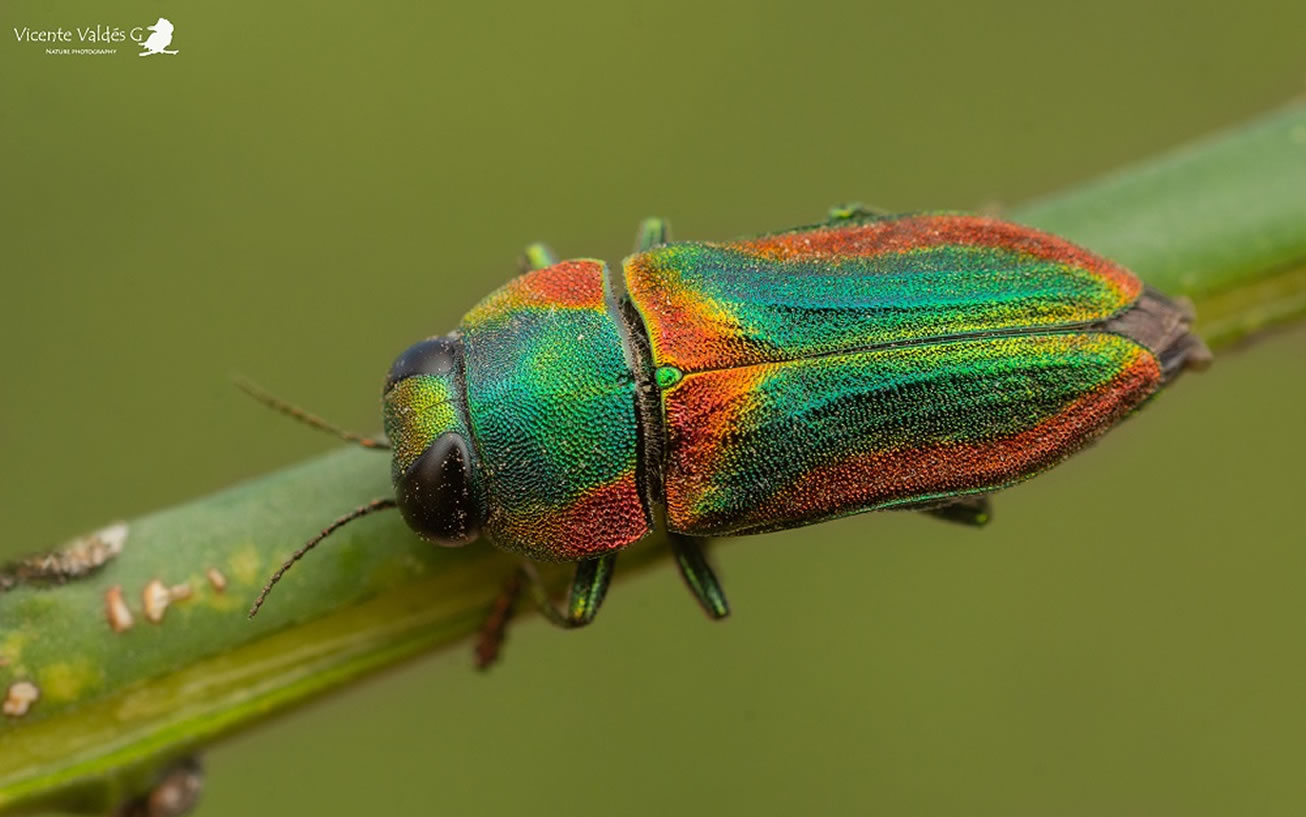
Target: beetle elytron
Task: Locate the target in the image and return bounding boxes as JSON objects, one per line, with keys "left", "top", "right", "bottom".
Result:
{"left": 247, "top": 207, "right": 1210, "bottom": 665}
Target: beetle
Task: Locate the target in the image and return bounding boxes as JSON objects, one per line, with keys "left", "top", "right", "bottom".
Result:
{"left": 245, "top": 207, "right": 1211, "bottom": 665}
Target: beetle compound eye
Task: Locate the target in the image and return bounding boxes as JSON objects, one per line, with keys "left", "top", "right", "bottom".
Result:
{"left": 395, "top": 432, "right": 484, "bottom": 545}
{"left": 385, "top": 335, "right": 460, "bottom": 393}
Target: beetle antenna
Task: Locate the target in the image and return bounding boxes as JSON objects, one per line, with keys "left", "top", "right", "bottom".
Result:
{"left": 233, "top": 376, "right": 390, "bottom": 450}
{"left": 248, "top": 498, "right": 399, "bottom": 618}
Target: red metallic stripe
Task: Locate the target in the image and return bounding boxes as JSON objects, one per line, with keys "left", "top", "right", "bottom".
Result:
{"left": 491, "top": 474, "right": 648, "bottom": 562}
{"left": 471, "top": 259, "right": 607, "bottom": 316}
{"left": 737, "top": 214, "right": 1141, "bottom": 301}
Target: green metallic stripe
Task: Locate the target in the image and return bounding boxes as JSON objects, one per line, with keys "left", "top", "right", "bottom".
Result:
{"left": 461, "top": 261, "right": 649, "bottom": 557}
{"left": 465, "top": 310, "right": 636, "bottom": 505}
{"left": 643, "top": 244, "right": 1128, "bottom": 361}
{"left": 624, "top": 215, "right": 1143, "bottom": 375}
{"left": 661, "top": 332, "right": 1155, "bottom": 532}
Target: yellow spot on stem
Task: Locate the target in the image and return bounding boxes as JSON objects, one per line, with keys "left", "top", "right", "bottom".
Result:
{"left": 228, "top": 543, "right": 262, "bottom": 586}
{"left": 1, "top": 632, "right": 31, "bottom": 671}
{"left": 40, "top": 660, "right": 100, "bottom": 703}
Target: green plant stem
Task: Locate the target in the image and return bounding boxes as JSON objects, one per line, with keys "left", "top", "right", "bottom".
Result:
{"left": 2, "top": 103, "right": 1305, "bottom": 815}
{"left": 1010, "top": 104, "right": 1306, "bottom": 347}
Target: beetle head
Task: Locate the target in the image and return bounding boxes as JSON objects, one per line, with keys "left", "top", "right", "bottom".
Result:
{"left": 383, "top": 334, "right": 485, "bottom": 545}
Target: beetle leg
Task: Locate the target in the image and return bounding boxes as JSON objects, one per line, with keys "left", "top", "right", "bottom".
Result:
{"left": 669, "top": 533, "right": 730, "bottom": 619}
{"left": 534, "top": 554, "right": 616, "bottom": 628}
{"left": 519, "top": 242, "right": 560, "bottom": 272}
{"left": 923, "top": 495, "right": 993, "bottom": 527}
{"left": 825, "top": 202, "right": 889, "bottom": 224}
{"left": 112, "top": 755, "right": 203, "bottom": 817}
{"left": 474, "top": 555, "right": 616, "bottom": 670}
{"left": 474, "top": 568, "right": 525, "bottom": 670}
{"left": 634, "top": 217, "right": 671, "bottom": 252}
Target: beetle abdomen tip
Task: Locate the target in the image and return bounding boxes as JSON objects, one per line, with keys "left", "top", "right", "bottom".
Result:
{"left": 1107, "top": 288, "right": 1211, "bottom": 380}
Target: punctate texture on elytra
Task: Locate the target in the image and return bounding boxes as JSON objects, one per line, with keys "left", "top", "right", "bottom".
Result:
{"left": 459, "top": 260, "right": 650, "bottom": 561}
{"left": 624, "top": 213, "right": 1184, "bottom": 535}
{"left": 385, "top": 212, "right": 1207, "bottom": 559}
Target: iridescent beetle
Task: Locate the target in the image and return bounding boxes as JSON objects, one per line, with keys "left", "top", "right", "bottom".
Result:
{"left": 246, "top": 208, "right": 1211, "bottom": 664}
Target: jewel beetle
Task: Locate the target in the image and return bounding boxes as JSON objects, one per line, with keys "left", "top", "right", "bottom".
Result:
{"left": 246, "top": 207, "right": 1211, "bottom": 665}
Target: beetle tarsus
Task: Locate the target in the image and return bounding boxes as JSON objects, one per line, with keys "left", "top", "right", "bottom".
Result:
{"left": 475, "top": 569, "right": 525, "bottom": 671}
{"left": 519, "top": 242, "right": 560, "bottom": 272}
{"left": 669, "top": 533, "right": 730, "bottom": 619}
{"left": 634, "top": 217, "right": 670, "bottom": 252}
{"left": 922, "top": 496, "right": 993, "bottom": 527}
{"left": 474, "top": 557, "right": 616, "bottom": 668}
{"left": 474, "top": 558, "right": 614, "bottom": 668}
{"left": 524, "top": 556, "right": 615, "bottom": 627}
{"left": 113, "top": 755, "right": 203, "bottom": 817}
{"left": 523, "top": 555, "right": 615, "bottom": 627}
{"left": 561, "top": 554, "right": 616, "bottom": 625}
{"left": 825, "top": 202, "right": 889, "bottom": 224}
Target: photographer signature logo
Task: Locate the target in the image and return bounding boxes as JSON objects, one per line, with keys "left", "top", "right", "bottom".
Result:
{"left": 11, "top": 16, "right": 180, "bottom": 57}
{"left": 138, "top": 18, "right": 178, "bottom": 56}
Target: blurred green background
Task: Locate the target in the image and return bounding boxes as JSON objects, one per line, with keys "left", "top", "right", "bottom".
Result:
{"left": 2, "top": 0, "right": 1305, "bottom": 815}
